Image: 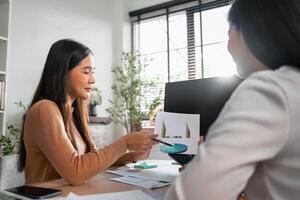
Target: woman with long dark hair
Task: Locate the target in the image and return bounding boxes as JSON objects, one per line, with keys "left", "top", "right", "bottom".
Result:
{"left": 165, "top": 0, "right": 300, "bottom": 199}
{"left": 19, "top": 39, "right": 157, "bottom": 185}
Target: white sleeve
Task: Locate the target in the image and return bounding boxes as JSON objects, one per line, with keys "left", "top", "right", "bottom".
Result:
{"left": 164, "top": 73, "right": 290, "bottom": 200}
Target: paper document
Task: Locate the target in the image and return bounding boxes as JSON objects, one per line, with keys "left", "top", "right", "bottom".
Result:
{"left": 107, "top": 160, "right": 180, "bottom": 182}
{"left": 53, "top": 193, "right": 80, "bottom": 199}
{"left": 53, "top": 190, "right": 153, "bottom": 200}
{"left": 111, "top": 176, "right": 170, "bottom": 189}
{"left": 107, "top": 160, "right": 180, "bottom": 189}
{"left": 154, "top": 112, "right": 200, "bottom": 154}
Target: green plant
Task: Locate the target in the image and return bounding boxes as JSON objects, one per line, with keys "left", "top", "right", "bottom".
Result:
{"left": 106, "top": 52, "right": 161, "bottom": 133}
{"left": 0, "top": 125, "right": 20, "bottom": 156}
{"left": 89, "top": 86, "right": 102, "bottom": 106}
{"left": 14, "top": 101, "right": 27, "bottom": 111}
{"left": 0, "top": 101, "right": 27, "bottom": 156}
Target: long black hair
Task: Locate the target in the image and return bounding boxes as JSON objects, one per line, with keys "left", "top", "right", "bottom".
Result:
{"left": 18, "top": 39, "right": 95, "bottom": 171}
{"left": 228, "top": 0, "right": 300, "bottom": 70}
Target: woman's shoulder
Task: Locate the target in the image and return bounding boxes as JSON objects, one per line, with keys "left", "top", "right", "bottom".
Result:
{"left": 28, "top": 99, "right": 60, "bottom": 116}
{"left": 246, "top": 66, "right": 300, "bottom": 85}
{"left": 226, "top": 66, "right": 300, "bottom": 117}
{"left": 240, "top": 66, "right": 300, "bottom": 96}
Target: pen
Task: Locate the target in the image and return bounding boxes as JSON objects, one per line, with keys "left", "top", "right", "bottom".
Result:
{"left": 152, "top": 138, "right": 173, "bottom": 147}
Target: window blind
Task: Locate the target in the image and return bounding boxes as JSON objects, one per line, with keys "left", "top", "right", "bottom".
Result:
{"left": 130, "top": 0, "right": 236, "bottom": 116}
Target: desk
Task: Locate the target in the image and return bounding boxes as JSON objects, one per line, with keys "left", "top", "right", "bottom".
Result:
{"left": 33, "top": 160, "right": 179, "bottom": 200}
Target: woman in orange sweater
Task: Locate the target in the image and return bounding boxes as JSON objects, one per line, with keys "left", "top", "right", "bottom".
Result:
{"left": 18, "top": 39, "right": 157, "bottom": 185}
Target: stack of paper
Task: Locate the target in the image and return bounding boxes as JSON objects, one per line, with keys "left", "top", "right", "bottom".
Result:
{"left": 107, "top": 160, "right": 180, "bottom": 189}
{"left": 1, "top": 188, "right": 154, "bottom": 200}
{"left": 110, "top": 176, "right": 170, "bottom": 189}
{"left": 53, "top": 190, "right": 154, "bottom": 200}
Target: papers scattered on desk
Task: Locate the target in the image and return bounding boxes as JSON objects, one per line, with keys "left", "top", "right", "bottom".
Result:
{"left": 108, "top": 160, "right": 179, "bottom": 182}
{"left": 53, "top": 190, "right": 153, "bottom": 200}
{"left": 1, "top": 190, "right": 154, "bottom": 200}
{"left": 53, "top": 193, "right": 79, "bottom": 199}
{"left": 154, "top": 112, "right": 200, "bottom": 154}
{"left": 107, "top": 160, "right": 180, "bottom": 189}
{"left": 111, "top": 176, "right": 170, "bottom": 189}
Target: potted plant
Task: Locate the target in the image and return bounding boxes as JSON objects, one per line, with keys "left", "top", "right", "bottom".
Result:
{"left": 0, "top": 101, "right": 26, "bottom": 190}
{"left": 89, "top": 86, "right": 102, "bottom": 116}
{"left": 106, "top": 52, "right": 161, "bottom": 133}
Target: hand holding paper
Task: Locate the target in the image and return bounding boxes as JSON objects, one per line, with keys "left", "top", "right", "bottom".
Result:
{"left": 154, "top": 112, "right": 200, "bottom": 154}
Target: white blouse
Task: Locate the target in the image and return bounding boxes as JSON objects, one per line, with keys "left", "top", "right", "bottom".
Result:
{"left": 164, "top": 66, "right": 300, "bottom": 200}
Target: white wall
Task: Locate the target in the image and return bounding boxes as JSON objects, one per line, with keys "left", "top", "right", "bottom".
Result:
{"left": 5, "top": 0, "right": 181, "bottom": 137}
{"left": 6, "top": 0, "right": 124, "bottom": 137}
{"left": 121, "top": 0, "right": 173, "bottom": 56}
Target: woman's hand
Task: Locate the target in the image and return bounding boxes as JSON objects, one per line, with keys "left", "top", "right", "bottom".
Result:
{"left": 198, "top": 136, "right": 205, "bottom": 145}
{"left": 123, "top": 131, "right": 158, "bottom": 152}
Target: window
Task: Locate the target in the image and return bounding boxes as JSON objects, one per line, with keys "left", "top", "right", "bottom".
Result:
{"left": 200, "top": 5, "right": 236, "bottom": 77}
{"left": 131, "top": 0, "right": 236, "bottom": 111}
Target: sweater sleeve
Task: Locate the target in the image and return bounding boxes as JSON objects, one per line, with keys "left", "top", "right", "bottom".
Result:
{"left": 165, "top": 72, "right": 290, "bottom": 200}
{"left": 32, "top": 100, "right": 127, "bottom": 185}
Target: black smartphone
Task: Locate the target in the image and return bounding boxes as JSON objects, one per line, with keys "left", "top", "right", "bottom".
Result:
{"left": 168, "top": 153, "right": 195, "bottom": 166}
{"left": 6, "top": 186, "right": 62, "bottom": 199}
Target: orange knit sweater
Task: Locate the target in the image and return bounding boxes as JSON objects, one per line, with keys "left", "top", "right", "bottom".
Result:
{"left": 23, "top": 100, "right": 127, "bottom": 185}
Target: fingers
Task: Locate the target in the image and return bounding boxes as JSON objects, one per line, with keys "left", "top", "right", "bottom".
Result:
{"left": 198, "top": 136, "right": 205, "bottom": 145}
{"left": 136, "top": 138, "right": 155, "bottom": 152}
{"left": 139, "top": 133, "right": 158, "bottom": 145}
{"left": 150, "top": 139, "right": 158, "bottom": 145}
{"left": 141, "top": 145, "right": 152, "bottom": 152}
{"left": 179, "top": 166, "right": 186, "bottom": 172}
{"left": 146, "top": 137, "right": 158, "bottom": 146}
{"left": 125, "top": 132, "right": 158, "bottom": 151}
{"left": 151, "top": 134, "right": 159, "bottom": 139}
{"left": 142, "top": 139, "right": 154, "bottom": 148}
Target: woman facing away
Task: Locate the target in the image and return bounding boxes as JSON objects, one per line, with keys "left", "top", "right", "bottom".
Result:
{"left": 18, "top": 39, "right": 157, "bottom": 185}
{"left": 165, "top": 0, "right": 300, "bottom": 199}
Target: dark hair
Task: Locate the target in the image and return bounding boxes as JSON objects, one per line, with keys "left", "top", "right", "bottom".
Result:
{"left": 18, "top": 39, "right": 94, "bottom": 171}
{"left": 228, "top": 0, "right": 300, "bottom": 70}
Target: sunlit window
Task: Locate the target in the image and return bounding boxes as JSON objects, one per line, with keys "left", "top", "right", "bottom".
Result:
{"left": 131, "top": 1, "right": 236, "bottom": 113}
{"left": 199, "top": 5, "right": 236, "bottom": 78}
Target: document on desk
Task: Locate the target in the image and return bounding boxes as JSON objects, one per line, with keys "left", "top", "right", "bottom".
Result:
{"left": 154, "top": 111, "right": 200, "bottom": 154}
{"left": 53, "top": 190, "right": 154, "bottom": 200}
{"left": 107, "top": 160, "right": 179, "bottom": 189}
{"left": 107, "top": 160, "right": 180, "bottom": 182}
{"left": 53, "top": 193, "right": 80, "bottom": 199}
{"left": 111, "top": 176, "right": 170, "bottom": 189}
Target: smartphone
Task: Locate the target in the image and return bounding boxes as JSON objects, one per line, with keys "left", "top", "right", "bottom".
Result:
{"left": 6, "top": 186, "right": 62, "bottom": 199}
{"left": 168, "top": 153, "right": 195, "bottom": 166}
